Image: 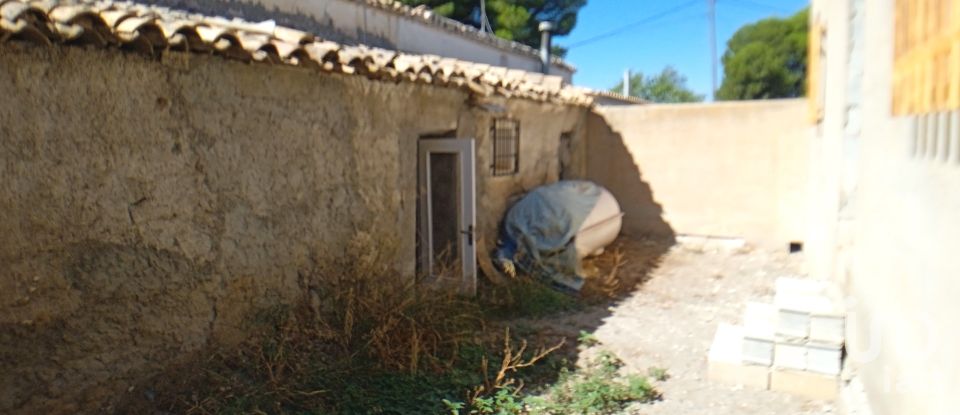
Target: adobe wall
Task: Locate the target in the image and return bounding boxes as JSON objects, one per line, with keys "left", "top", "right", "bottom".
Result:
{"left": 585, "top": 99, "right": 810, "bottom": 247}
{"left": 0, "top": 43, "right": 585, "bottom": 414}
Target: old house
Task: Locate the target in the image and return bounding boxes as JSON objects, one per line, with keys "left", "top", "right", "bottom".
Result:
{"left": 8, "top": 0, "right": 956, "bottom": 413}
{"left": 0, "top": 0, "right": 593, "bottom": 411}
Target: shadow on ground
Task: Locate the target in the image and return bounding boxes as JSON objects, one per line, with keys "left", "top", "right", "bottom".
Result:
{"left": 450, "top": 112, "right": 680, "bottom": 411}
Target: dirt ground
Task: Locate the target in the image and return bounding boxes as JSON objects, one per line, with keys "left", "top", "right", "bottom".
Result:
{"left": 526, "top": 236, "right": 837, "bottom": 415}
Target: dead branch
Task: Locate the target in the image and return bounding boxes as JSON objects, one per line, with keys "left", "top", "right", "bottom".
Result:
{"left": 471, "top": 327, "right": 565, "bottom": 402}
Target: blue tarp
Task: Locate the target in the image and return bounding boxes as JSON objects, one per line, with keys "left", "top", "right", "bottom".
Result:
{"left": 495, "top": 181, "right": 603, "bottom": 291}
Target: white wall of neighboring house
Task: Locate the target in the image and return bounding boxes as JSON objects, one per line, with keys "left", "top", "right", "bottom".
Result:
{"left": 163, "top": 0, "right": 575, "bottom": 81}
{"left": 809, "top": 0, "right": 960, "bottom": 414}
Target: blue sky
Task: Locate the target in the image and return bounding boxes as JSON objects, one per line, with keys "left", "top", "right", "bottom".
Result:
{"left": 554, "top": 0, "right": 809, "bottom": 99}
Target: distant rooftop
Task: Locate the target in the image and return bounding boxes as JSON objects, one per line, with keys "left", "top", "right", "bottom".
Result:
{"left": 147, "top": 0, "right": 575, "bottom": 73}
{"left": 585, "top": 90, "right": 650, "bottom": 106}
{"left": 346, "top": 0, "right": 575, "bottom": 72}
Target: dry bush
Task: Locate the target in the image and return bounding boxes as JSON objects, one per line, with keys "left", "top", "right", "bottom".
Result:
{"left": 303, "top": 231, "right": 483, "bottom": 374}
{"left": 113, "top": 232, "right": 572, "bottom": 414}
{"left": 579, "top": 247, "right": 626, "bottom": 300}
{"left": 579, "top": 237, "right": 670, "bottom": 301}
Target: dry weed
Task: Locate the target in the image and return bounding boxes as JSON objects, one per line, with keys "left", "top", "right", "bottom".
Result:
{"left": 305, "top": 231, "right": 482, "bottom": 374}
{"left": 467, "top": 327, "right": 565, "bottom": 402}
{"left": 115, "top": 231, "right": 571, "bottom": 414}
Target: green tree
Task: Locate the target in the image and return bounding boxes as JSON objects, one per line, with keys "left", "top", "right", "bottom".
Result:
{"left": 610, "top": 67, "right": 705, "bottom": 103}
{"left": 716, "top": 8, "right": 809, "bottom": 100}
{"left": 398, "top": 0, "right": 586, "bottom": 56}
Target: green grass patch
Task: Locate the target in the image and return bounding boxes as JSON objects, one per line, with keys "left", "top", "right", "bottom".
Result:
{"left": 647, "top": 366, "right": 670, "bottom": 382}
{"left": 525, "top": 351, "right": 661, "bottom": 415}
{"left": 577, "top": 330, "right": 600, "bottom": 347}
{"left": 479, "top": 278, "right": 581, "bottom": 319}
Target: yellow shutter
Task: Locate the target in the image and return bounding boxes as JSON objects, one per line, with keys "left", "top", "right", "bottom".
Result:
{"left": 893, "top": 0, "right": 960, "bottom": 115}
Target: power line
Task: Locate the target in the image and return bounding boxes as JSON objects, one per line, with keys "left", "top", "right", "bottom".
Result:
{"left": 571, "top": 10, "right": 706, "bottom": 50}
{"left": 565, "top": 0, "right": 702, "bottom": 49}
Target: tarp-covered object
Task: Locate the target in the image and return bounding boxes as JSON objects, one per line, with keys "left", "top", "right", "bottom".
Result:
{"left": 495, "top": 181, "right": 610, "bottom": 291}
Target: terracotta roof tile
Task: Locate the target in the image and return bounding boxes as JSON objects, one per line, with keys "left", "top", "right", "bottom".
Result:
{"left": 0, "top": 0, "right": 591, "bottom": 106}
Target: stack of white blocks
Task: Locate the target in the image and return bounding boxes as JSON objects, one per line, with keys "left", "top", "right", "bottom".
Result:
{"left": 708, "top": 277, "right": 845, "bottom": 400}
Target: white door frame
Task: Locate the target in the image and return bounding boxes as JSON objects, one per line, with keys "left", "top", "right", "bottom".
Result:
{"left": 418, "top": 138, "right": 477, "bottom": 295}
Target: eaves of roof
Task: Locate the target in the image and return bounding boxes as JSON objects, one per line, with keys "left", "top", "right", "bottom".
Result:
{"left": 0, "top": 0, "right": 592, "bottom": 106}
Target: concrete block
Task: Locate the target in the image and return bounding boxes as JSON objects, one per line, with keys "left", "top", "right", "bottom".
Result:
{"left": 774, "top": 339, "right": 807, "bottom": 370}
{"left": 776, "top": 291, "right": 841, "bottom": 340}
{"left": 775, "top": 277, "right": 843, "bottom": 316}
{"left": 708, "top": 324, "right": 743, "bottom": 363}
{"left": 777, "top": 307, "right": 810, "bottom": 339}
{"left": 744, "top": 302, "right": 778, "bottom": 336}
{"left": 743, "top": 337, "right": 774, "bottom": 366}
{"left": 771, "top": 368, "right": 839, "bottom": 400}
{"left": 709, "top": 359, "right": 771, "bottom": 390}
{"left": 742, "top": 302, "right": 777, "bottom": 366}
{"left": 776, "top": 277, "right": 827, "bottom": 297}
{"left": 810, "top": 313, "right": 845, "bottom": 345}
{"left": 708, "top": 324, "right": 770, "bottom": 389}
{"left": 807, "top": 342, "right": 843, "bottom": 375}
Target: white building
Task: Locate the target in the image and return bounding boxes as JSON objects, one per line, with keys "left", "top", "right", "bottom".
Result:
{"left": 150, "top": 0, "right": 576, "bottom": 81}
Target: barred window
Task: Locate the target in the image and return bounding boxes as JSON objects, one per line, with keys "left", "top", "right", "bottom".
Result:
{"left": 491, "top": 118, "right": 520, "bottom": 176}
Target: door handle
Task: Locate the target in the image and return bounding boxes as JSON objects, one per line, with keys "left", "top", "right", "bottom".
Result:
{"left": 461, "top": 225, "right": 474, "bottom": 246}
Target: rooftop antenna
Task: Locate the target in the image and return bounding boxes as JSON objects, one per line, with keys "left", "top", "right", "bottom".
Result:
{"left": 480, "top": 0, "right": 493, "bottom": 33}
{"left": 623, "top": 69, "right": 631, "bottom": 96}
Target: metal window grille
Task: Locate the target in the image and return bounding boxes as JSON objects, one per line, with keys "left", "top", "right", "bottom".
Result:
{"left": 491, "top": 118, "right": 520, "bottom": 176}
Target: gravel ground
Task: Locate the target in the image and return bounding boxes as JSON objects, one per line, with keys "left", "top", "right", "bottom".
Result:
{"left": 529, "top": 237, "right": 837, "bottom": 415}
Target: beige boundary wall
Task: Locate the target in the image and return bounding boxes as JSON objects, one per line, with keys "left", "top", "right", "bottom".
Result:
{"left": 585, "top": 99, "right": 810, "bottom": 247}
{"left": 0, "top": 43, "right": 587, "bottom": 414}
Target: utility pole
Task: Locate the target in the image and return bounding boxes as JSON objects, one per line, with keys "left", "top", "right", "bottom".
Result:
{"left": 708, "top": 0, "right": 718, "bottom": 100}
{"left": 480, "top": 0, "right": 492, "bottom": 33}
{"left": 623, "top": 69, "right": 630, "bottom": 96}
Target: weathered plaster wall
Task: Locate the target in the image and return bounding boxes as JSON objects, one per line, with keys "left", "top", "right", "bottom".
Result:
{"left": 809, "top": 0, "right": 960, "bottom": 413}
{"left": 0, "top": 43, "right": 584, "bottom": 414}
{"left": 585, "top": 100, "right": 809, "bottom": 246}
